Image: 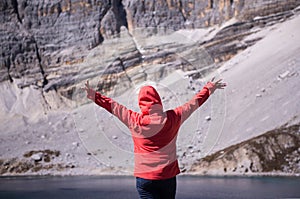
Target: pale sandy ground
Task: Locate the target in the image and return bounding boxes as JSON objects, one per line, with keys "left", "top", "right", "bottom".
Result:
{"left": 214, "top": 13, "right": 300, "bottom": 152}
{"left": 0, "top": 13, "right": 299, "bottom": 176}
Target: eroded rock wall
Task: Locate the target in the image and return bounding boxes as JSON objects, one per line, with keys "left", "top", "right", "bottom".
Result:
{"left": 0, "top": 0, "right": 299, "bottom": 90}
{"left": 0, "top": 0, "right": 123, "bottom": 87}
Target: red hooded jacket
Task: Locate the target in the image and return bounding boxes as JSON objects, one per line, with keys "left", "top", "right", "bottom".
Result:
{"left": 89, "top": 82, "right": 214, "bottom": 180}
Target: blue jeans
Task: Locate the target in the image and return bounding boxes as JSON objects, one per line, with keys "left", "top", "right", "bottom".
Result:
{"left": 136, "top": 176, "right": 176, "bottom": 199}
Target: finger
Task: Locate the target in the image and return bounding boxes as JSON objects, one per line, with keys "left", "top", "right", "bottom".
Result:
{"left": 216, "top": 79, "right": 223, "bottom": 84}
{"left": 216, "top": 83, "right": 226, "bottom": 88}
{"left": 211, "top": 77, "right": 215, "bottom": 82}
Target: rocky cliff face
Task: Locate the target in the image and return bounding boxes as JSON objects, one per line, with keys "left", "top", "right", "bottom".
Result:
{"left": 124, "top": 0, "right": 299, "bottom": 30}
{"left": 189, "top": 123, "right": 300, "bottom": 175}
{"left": 0, "top": 0, "right": 111, "bottom": 87}
{"left": 1, "top": 0, "right": 299, "bottom": 93}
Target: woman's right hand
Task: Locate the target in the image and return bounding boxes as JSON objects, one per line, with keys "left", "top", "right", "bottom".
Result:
{"left": 207, "top": 78, "right": 227, "bottom": 94}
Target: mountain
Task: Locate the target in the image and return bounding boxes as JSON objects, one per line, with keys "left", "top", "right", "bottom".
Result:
{"left": 0, "top": 0, "right": 299, "bottom": 175}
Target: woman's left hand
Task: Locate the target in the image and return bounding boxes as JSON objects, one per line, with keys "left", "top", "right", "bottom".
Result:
{"left": 82, "top": 80, "right": 96, "bottom": 101}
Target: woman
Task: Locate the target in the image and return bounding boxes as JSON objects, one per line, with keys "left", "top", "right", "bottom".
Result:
{"left": 84, "top": 78, "right": 226, "bottom": 199}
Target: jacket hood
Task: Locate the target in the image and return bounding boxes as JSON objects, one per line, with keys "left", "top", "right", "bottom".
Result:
{"left": 138, "top": 86, "right": 163, "bottom": 115}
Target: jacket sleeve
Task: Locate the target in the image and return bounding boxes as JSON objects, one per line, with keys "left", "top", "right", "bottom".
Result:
{"left": 174, "top": 82, "right": 213, "bottom": 125}
{"left": 93, "top": 91, "right": 137, "bottom": 127}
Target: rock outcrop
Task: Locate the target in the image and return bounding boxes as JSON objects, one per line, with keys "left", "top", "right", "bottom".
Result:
{"left": 0, "top": 149, "right": 66, "bottom": 175}
{"left": 189, "top": 123, "right": 300, "bottom": 175}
